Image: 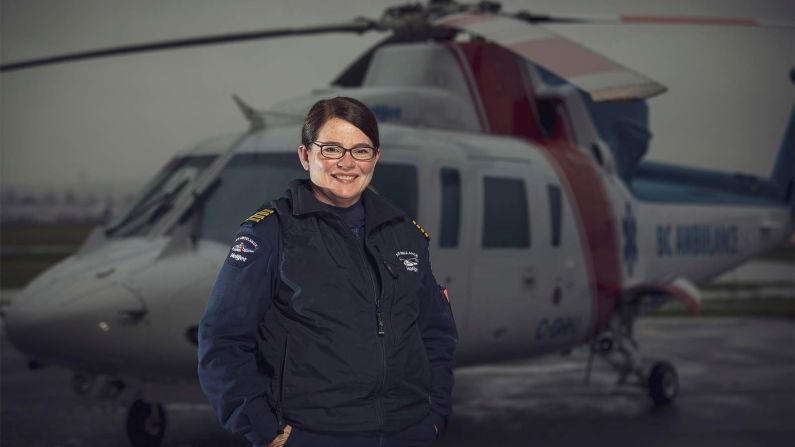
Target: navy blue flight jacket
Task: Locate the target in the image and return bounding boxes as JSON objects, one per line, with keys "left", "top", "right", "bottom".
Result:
{"left": 198, "top": 180, "right": 458, "bottom": 446}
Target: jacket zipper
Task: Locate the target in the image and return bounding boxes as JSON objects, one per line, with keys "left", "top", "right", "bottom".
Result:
{"left": 332, "top": 214, "right": 388, "bottom": 431}
{"left": 356, "top": 234, "right": 386, "bottom": 432}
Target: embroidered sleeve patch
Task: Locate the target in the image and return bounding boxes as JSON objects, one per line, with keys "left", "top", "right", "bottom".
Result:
{"left": 227, "top": 234, "right": 262, "bottom": 266}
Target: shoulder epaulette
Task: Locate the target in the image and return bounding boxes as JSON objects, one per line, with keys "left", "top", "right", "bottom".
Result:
{"left": 411, "top": 219, "right": 430, "bottom": 240}
{"left": 244, "top": 208, "right": 275, "bottom": 225}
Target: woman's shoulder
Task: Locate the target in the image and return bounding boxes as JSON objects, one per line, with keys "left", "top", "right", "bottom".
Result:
{"left": 383, "top": 214, "right": 430, "bottom": 245}
{"left": 239, "top": 194, "right": 291, "bottom": 230}
{"left": 236, "top": 204, "right": 281, "bottom": 240}
{"left": 224, "top": 205, "right": 281, "bottom": 268}
{"left": 407, "top": 218, "right": 430, "bottom": 241}
{"left": 242, "top": 206, "right": 276, "bottom": 226}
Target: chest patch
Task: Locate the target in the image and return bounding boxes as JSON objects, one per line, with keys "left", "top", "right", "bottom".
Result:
{"left": 396, "top": 251, "right": 419, "bottom": 272}
{"left": 227, "top": 235, "right": 260, "bottom": 266}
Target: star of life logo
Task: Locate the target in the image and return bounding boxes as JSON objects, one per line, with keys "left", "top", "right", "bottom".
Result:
{"left": 396, "top": 251, "right": 419, "bottom": 272}
{"left": 622, "top": 202, "right": 638, "bottom": 277}
{"left": 229, "top": 236, "right": 259, "bottom": 263}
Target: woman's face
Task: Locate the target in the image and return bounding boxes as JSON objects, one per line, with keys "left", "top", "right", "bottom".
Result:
{"left": 298, "top": 117, "right": 380, "bottom": 208}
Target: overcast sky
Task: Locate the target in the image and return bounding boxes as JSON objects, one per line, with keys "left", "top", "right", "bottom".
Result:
{"left": 1, "top": 0, "right": 793, "bottom": 193}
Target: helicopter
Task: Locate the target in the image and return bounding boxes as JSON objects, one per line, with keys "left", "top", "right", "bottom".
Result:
{"left": 1, "top": 1, "right": 793, "bottom": 446}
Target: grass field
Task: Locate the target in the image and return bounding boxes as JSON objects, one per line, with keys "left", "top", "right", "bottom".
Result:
{"left": 651, "top": 297, "right": 794, "bottom": 318}
{"left": 0, "top": 223, "right": 94, "bottom": 288}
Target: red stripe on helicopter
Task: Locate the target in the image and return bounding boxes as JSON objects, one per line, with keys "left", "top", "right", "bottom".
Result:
{"left": 621, "top": 15, "right": 758, "bottom": 26}
{"left": 662, "top": 283, "right": 700, "bottom": 314}
{"left": 509, "top": 37, "right": 625, "bottom": 77}
{"left": 457, "top": 42, "right": 622, "bottom": 334}
{"left": 447, "top": 44, "right": 490, "bottom": 132}
{"left": 539, "top": 140, "right": 622, "bottom": 334}
{"left": 457, "top": 43, "right": 544, "bottom": 140}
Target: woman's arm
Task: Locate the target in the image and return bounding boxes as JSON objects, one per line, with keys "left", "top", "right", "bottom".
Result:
{"left": 198, "top": 222, "right": 280, "bottom": 447}
{"left": 417, "top": 241, "right": 459, "bottom": 434}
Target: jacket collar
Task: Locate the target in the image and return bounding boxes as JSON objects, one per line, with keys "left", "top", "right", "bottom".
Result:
{"left": 286, "top": 179, "right": 404, "bottom": 231}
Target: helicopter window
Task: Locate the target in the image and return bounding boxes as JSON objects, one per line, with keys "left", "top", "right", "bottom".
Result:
{"left": 548, "top": 185, "right": 562, "bottom": 247}
{"left": 482, "top": 177, "right": 530, "bottom": 248}
{"left": 370, "top": 163, "right": 418, "bottom": 219}
{"left": 199, "top": 153, "right": 306, "bottom": 244}
{"left": 197, "top": 155, "right": 418, "bottom": 245}
{"left": 439, "top": 168, "right": 461, "bottom": 248}
{"left": 106, "top": 155, "right": 216, "bottom": 238}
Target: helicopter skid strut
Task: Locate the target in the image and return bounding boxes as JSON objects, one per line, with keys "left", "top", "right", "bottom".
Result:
{"left": 585, "top": 309, "right": 679, "bottom": 406}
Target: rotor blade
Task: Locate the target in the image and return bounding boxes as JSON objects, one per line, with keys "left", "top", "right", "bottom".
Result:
{"left": 0, "top": 19, "right": 378, "bottom": 73}
{"left": 511, "top": 12, "right": 795, "bottom": 28}
{"left": 435, "top": 13, "right": 667, "bottom": 102}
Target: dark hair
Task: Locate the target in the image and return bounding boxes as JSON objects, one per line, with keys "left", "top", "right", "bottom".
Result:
{"left": 301, "top": 96, "right": 380, "bottom": 149}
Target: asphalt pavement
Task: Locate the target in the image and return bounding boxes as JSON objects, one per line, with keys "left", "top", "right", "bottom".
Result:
{"left": 1, "top": 317, "right": 793, "bottom": 447}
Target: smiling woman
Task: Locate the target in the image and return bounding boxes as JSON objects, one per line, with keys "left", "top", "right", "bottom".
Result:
{"left": 197, "top": 96, "right": 458, "bottom": 447}
{"left": 297, "top": 97, "right": 381, "bottom": 208}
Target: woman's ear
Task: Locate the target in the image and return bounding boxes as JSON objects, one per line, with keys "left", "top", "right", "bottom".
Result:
{"left": 297, "top": 145, "right": 310, "bottom": 171}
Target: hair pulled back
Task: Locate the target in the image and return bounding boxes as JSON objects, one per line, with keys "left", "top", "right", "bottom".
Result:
{"left": 301, "top": 97, "right": 379, "bottom": 149}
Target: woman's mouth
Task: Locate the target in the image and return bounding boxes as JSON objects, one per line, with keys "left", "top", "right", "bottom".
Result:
{"left": 332, "top": 174, "right": 358, "bottom": 183}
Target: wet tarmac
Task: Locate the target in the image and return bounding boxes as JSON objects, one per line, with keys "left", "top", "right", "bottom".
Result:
{"left": 2, "top": 317, "right": 793, "bottom": 447}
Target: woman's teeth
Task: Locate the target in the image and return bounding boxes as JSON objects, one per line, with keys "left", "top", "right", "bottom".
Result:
{"left": 333, "top": 174, "right": 357, "bottom": 181}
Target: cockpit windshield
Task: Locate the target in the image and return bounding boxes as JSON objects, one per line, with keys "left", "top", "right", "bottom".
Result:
{"left": 106, "top": 155, "right": 216, "bottom": 238}
{"left": 198, "top": 153, "right": 306, "bottom": 243}
{"left": 197, "top": 153, "right": 419, "bottom": 245}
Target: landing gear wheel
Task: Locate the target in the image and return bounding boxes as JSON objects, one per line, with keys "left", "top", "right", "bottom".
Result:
{"left": 126, "top": 399, "right": 167, "bottom": 447}
{"left": 648, "top": 361, "right": 678, "bottom": 406}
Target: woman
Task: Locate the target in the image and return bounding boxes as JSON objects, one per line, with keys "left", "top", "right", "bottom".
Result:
{"left": 198, "top": 97, "right": 458, "bottom": 447}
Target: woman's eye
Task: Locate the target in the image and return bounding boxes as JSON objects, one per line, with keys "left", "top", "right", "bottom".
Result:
{"left": 324, "top": 146, "right": 344, "bottom": 155}
{"left": 353, "top": 148, "right": 371, "bottom": 156}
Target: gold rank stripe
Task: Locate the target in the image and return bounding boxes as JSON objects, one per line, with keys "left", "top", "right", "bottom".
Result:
{"left": 411, "top": 219, "right": 430, "bottom": 239}
{"left": 246, "top": 208, "right": 274, "bottom": 223}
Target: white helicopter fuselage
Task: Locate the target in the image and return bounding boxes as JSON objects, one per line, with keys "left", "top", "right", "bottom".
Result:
{"left": 6, "top": 116, "right": 791, "bottom": 384}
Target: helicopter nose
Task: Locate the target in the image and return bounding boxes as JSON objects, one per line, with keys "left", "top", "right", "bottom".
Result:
{"left": 4, "top": 279, "right": 147, "bottom": 368}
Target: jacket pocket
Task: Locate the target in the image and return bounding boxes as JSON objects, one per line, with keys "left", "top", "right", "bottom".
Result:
{"left": 417, "top": 326, "right": 431, "bottom": 390}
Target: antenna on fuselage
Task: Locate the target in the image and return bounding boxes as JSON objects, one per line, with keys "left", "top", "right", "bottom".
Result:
{"left": 233, "top": 94, "right": 266, "bottom": 131}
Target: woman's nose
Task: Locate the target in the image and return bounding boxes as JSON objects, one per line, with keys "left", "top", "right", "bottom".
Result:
{"left": 336, "top": 152, "right": 356, "bottom": 168}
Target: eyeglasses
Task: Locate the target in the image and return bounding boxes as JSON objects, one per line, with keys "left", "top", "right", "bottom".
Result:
{"left": 312, "top": 142, "right": 378, "bottom": 161}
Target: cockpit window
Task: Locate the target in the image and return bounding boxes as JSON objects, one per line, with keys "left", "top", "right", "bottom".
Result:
{"left": 370, "top": 163, "right": 418, "bottom": 220}
{"left": 198, "top": 154, "right": 419, "bottom": 245}
{"left": 199, "top": 153, "right": 306, "bottom": 244}
{"left": 106, "top": 155, "right": 216, "bottom": 238}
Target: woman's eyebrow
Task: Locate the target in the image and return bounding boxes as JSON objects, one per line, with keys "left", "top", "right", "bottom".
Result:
{"left": 316, "top": 140, "right": 374, "bottom": 148}
{"left": 315, "top": 140, "right": 342, "bottom": 146}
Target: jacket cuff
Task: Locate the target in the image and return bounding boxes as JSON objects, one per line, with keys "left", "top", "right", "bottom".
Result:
{"left": 246, "top": 411, "right": 279, "bottom": 447}
{"left": 429, "top": 410, "right": 448, "bottom": 434}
